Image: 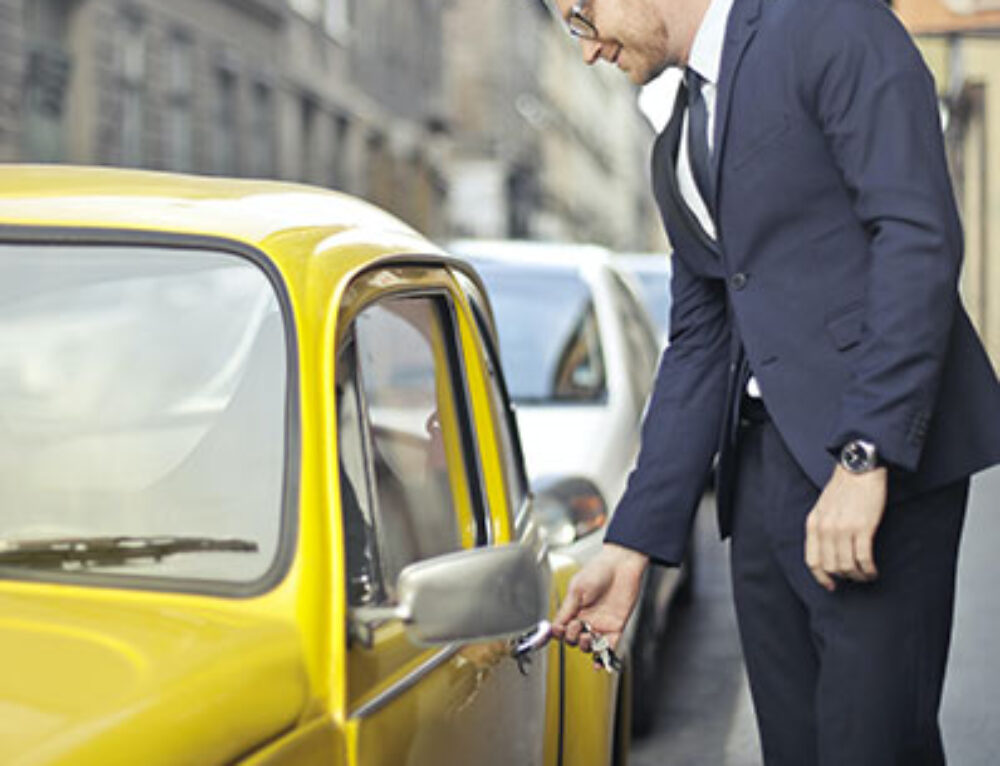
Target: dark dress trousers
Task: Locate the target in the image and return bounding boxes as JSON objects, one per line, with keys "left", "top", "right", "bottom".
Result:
{"left": 603, "top": 0, "right": 1000, "bottom": 761}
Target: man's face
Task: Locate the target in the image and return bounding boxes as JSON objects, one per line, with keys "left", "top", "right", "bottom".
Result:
{"left": 552, "top": 0, "right": 678, "bottom": 85}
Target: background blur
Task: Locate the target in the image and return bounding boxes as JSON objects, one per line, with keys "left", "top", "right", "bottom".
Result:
{"left": 0, "top": 0, "right": 997, "bottom": 367}
{"left": 0, "top": 0, "right": 664, "bottom": 253}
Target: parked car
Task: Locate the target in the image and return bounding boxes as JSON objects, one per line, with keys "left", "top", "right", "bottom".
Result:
{"left": 448, "top": 240, "right": 689, "bottom": 736}
{"left": 613, "top": 253, "right": 673, "bottom": 347}
{"left": 0, "top": 166, "right": 628, "bottom": 766}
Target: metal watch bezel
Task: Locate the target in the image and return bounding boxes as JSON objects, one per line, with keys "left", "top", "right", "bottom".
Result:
{"left": 839, "top": 439, "right": 878, "bottom": 474}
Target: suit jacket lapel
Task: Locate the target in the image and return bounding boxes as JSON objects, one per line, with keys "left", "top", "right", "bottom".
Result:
{"left": 652, "top": 83, "right": 721, "bottom": 257}
{"left": 712, "top": 0, "right": 763, "bottom": 208}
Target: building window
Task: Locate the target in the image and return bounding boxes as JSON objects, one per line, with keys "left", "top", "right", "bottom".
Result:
{"left": 300, "top": 95, "right": 318, "bottom": 183}
{"left": 165, "top": 32, "right": 194, "bottom": 171}
{"left": 22, "top": 0, "right": 73, "bottom": 162}
{"left": 213, "top": 65, "right": 239, "bottom": 176}
{"left": 115, "top": 11, "right": 146, "bottom": 167}
{"left": 250, "top": 81, "right": 275, "bottom": 178}
{"left": 328, "top": 114, "right": 350, "bottom": 189}
{"left": 366, "top": 131, "right": 392, "bottom": 208}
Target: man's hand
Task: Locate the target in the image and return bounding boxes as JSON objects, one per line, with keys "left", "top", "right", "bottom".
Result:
{"left": 551, "top": 543, "right": 648, "bottom": 653}
{"left": 805, "top": 465, "right": 888, "bottom": 591}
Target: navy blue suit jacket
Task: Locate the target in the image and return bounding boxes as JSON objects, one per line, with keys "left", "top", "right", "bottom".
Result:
{"left": 606, "top": 0, "right": 1000, "bottom": 566}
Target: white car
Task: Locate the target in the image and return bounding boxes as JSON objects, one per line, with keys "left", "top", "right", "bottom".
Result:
{"left": 450, "top": 240, "right": 661, "bottom": 520}
{"left": 451, "top": 240, "right": 693, "bottom": 735}
{"left": 613, "top": 253, "right": 673, "bottom": 347}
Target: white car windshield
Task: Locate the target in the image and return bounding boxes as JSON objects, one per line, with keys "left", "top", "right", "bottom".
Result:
{"left": 0, "top": 244, "right": 288, "bottom": 585}
{"left": 631, "top": 270, "right": 671, "bottom": 339}
{"left": 470, "top": 260, "right": 607, "bottom": 404}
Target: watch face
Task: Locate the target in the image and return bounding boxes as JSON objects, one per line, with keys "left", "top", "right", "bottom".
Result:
{"left": 841, "top": 440, "right": 876, "bottom": 473}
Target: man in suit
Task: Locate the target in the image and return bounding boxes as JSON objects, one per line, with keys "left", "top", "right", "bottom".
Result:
{"left": 547, "top": 0, "right": 1000, "bottom": 762}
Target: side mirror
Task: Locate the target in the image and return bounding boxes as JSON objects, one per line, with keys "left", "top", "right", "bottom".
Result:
{"left": 350, "top": 543, "right": 549, "bottom": 647}
{"left": 531, "top": 476, "right": 607, "bottom": 547}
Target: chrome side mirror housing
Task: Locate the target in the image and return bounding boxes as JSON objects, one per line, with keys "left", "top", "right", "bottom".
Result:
{"left": 350, "top": 543, "right": 549, "bottom": 647}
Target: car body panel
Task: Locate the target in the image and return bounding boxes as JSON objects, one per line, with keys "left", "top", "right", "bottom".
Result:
{"left": 0, "top": 167, "right": 618, "bottom": 766}
{"left": 548, "top": 547, "right": 622, "bottom": 766}
{"left": 516, "top": 406, "right": 635, "bottom": 518}
{"left": 0, "top": 586, "right": 308, "bottom": 766}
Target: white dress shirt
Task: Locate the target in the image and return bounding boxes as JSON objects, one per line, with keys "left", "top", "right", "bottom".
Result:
{"left": 676, "top": 0, "right": 762, "bottom": 398}
{"left": 676, "top": 0, "right": 734, "bottom": 240}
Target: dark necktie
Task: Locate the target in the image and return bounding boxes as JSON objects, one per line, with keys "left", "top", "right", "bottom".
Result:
{"left": 685, "top": 67, "right": 715, "bottom": 216}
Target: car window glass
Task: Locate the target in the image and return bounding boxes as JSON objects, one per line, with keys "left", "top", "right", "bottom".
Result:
{"left": 339, "top": 293, "right": 478, "bottom": 604}
{"left": 336, "top": 334, "right": 385, "bottom": 606}
{"left": 631, "top": 267, "right": 671, "bottom": 340}
{"left": 0, "top": 245, "right": 288, "bottom": 585}
{"left": 470, "top": 260, "right": 607, "bottom": 404}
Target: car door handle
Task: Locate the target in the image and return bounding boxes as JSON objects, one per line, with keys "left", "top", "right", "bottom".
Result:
{"left": 510, "top": 620, "right": 552, "bottom": 675}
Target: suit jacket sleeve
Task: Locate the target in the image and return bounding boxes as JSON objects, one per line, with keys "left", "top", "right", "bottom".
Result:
{"left": 799, "top": 0, "right": 964, "bottom": 471}
{"left": 604, "top": 253, "right": 730, "bottom": 566}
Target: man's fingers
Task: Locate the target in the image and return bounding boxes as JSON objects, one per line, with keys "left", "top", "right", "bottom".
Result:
{"left": 835, "top": 524, "right": 858, "bottom": 577}
{"left": 820, "top": 521, "right": 839, "bottom": 584}
{"left": 552, "top": 587, "right": 582, "bottom": 636}
{"left": 806, "top": 511, "right": 837, "bottom": 591}
{"left": 809, "top": 563, "right": 837, "bottom": 591}
{"left": 563, "top": 619, "right": 584, "bottom": 646}
{"left": 805, "top": 466, "right": 887, "bottom": 590}
{"left": 854, "top": 533, "right": 879, "bottom": 580}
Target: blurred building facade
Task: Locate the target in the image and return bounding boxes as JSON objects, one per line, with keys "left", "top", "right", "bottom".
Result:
{"left": 898, "top": 0, "right": 1000, "bottom": 366}
{"left": 443, "top": 0, "right": 665, "bottom": 251}
{"left": 281, "top": 0, "right": 450, "bottom": 237}
{"left": 2, "top": 0, "right": 286, "bottom": 178}
{"left": 0, "top": 0, "right": 664, "bottom": 250}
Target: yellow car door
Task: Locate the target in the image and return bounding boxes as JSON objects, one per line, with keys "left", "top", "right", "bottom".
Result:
{"left": 333, "top": 264, "right": 551, "bottom": 766}
{"left": 454, "top": 266, "right": 627, "bottom": 766}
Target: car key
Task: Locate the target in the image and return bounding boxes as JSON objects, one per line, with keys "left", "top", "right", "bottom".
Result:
{"left": 582, "top": 621, "right": 622, "bottom": 673}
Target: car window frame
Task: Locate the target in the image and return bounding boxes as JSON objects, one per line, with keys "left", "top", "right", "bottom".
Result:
{"left": 335, "top": 266, "right": 492, "bottom": 608}
{"left": 458, "top": 281, "right": 533, "bottom": 537}
{"left": 0, "top": 225, "right": 301, "bottom": 599}
{"left": 337, "top": 262, "right": 505, "bottom": 719}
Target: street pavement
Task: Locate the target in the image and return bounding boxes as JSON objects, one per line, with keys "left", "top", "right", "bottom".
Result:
{"left": 629, "top": 465, "right": 1000, "bottom": 766}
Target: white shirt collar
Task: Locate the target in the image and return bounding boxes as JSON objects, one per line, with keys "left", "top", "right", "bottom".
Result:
{"left": 687, "top": 0, "right": 736, "bottom": 86}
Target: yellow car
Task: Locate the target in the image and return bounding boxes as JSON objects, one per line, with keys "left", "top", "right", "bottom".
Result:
{"left": 0, "top": 166, "right": 628, "bottom": 766}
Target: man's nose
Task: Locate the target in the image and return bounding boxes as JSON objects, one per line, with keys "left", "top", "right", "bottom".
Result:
{"left": 579, "top": 38, "right": 602, "bottom": 65}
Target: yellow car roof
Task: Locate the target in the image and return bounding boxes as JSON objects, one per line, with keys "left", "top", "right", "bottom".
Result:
{"left": 0, "top": 165, "right": 441, "bottom": 259}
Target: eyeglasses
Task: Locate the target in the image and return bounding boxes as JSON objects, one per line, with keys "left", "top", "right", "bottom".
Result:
{"left": 567, "top": 2, "right": 599, "bottom": 40}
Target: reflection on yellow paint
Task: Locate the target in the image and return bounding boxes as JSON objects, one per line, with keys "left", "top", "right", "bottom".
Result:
{"left": 452, "top": 640, "right": 509, "bottom": 714}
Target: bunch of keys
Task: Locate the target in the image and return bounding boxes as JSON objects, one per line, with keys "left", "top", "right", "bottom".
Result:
{"left": 581, "top": 621, "right": 622, "bottom": 673}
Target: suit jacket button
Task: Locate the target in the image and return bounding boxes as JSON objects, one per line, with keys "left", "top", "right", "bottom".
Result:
{"left": 731, "top": 272, "right": 748, "bottom": 290}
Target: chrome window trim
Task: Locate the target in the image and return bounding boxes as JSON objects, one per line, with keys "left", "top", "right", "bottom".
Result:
{"left": 348, "top": 643, "right": 461, "bottom": 719}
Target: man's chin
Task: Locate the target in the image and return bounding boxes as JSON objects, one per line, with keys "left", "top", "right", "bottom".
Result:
{"left": 628, "top": 68, "right": 656, "bottom": 86}
{"left": 624, "top": 59, "right": 668, "bottom": 86}
{"left": 639, "top": 60, "right": 669, "bottom": 85}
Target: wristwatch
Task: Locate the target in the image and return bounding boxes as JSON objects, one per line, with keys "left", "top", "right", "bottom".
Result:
{"left": 839, "top": 439, "right": 879, "bottom": 474}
